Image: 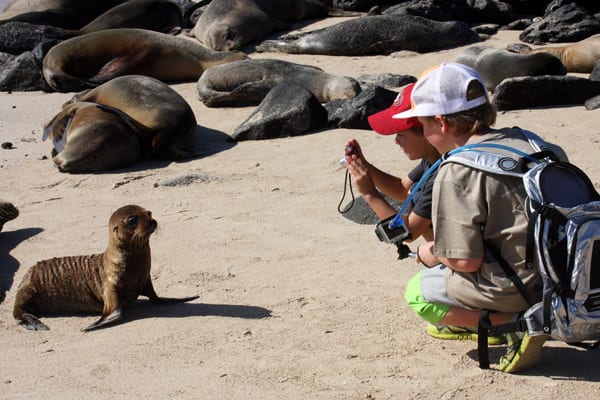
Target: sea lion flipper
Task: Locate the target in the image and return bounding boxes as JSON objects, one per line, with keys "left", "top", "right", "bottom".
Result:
{"left": 82, "top": 308, "right": 123, "bottom": 332}
{"left": 150, "top": 295, "right": 200, "bottom": 305}
{"left": 17, "top": 312, "right": 50, "bottom": 331}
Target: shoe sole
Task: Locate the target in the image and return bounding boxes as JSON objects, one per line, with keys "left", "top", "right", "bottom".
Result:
{"left": 500, "top": 334, "right": 548, "bottom": 373}
{"left": 426, "top": 326, "right": 506, "bottom": 345}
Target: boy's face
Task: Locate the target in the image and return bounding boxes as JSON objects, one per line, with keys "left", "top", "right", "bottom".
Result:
{"left": 394, "top": 128, "right": 432, "bottom": 161}
{"left": 418, "top": 116, "right": 448, "bottom": 153}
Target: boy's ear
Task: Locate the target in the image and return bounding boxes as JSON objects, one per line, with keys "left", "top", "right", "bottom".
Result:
{"left": 434, "top": 115, "right": 448, "bottom": 132}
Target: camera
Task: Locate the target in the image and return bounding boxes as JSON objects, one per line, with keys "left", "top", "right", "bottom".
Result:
{"left": 375, "top": 215, "right": 411, "bottom": 243}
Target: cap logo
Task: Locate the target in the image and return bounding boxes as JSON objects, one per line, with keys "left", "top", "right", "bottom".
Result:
{"left": 393, "top": 92, "right": 404, "bottom": 107}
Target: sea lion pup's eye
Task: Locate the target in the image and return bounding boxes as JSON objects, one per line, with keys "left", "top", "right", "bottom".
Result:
{"left": 126, "top": 215, "right": 138, "bottom": 228}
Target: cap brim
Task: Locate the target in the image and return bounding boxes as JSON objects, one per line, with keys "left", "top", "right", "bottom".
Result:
{"left": 392, "top": 109, "right": 418, "bottom": 120}
{"left": 369, "top": 107, "right": 420, "bottom": 135}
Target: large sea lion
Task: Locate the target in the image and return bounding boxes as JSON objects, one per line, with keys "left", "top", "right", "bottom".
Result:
{"left": 13, "top": 204, "right": 199, "bottom": 331}
{"left": 255, "top": 14, "right": 480, "bottom": 55}
{"left": 42, "top": 28, "right": 248, "bottom": 92}
{"left": 455, "top": 45, "right": 567, "bottom": 91}
{"left": 191, "top": 0, "right": 364, "bottom": 51}
{"left": 65, "top": 75, "right": 197, "bottom": 159}
{"left": 0, "top": 0, "right": 127, "bottom": 29}
{"left": 507, "top": 34, "right": 600, "bottom": 73}
{"left": 43, "top": 101, "right": 143, "bottom": 172}
{"left": 196, "top": 58, "right": 361, "bottom": 106}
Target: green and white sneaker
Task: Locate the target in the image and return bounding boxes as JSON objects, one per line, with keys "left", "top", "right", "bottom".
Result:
{"left": 499, "top": 332, "right": 548, "bottom": 373}
{"left": 426, "top": 324, "right": 507, "bottom": 345}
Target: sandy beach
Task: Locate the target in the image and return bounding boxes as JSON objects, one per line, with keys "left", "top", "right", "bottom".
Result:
{"left": 1, "top": 17, "right": 599, "bottom": 399}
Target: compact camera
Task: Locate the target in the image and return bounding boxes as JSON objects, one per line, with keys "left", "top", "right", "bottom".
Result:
{"left": 375, "top": 215, "right": 411, "bottom": 243}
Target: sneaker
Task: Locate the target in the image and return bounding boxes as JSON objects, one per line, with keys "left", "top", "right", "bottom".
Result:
{"left": 499, "top": 332, "right": 548, "bottom": 373}
{"left": 426, "top": 324, "right": 506, "bottom": 345}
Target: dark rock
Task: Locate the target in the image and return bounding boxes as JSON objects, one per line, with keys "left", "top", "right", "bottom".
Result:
{"left": 0, "top": 22, "right": 71, "bottom": 55}
{"left": 383, "top": 0, "right": 523, "bottom": 25}
{"left": 493, "top": 75, "right": 600, "bottom": 110}
{"left": 231, "top": 82, "right": 328, "bottom": 141}
{"left": 584, "top": 94, "right": 600, "bottom": 109}
{"left": 325, "top": 85, "right": 399, "bottom": 129}
{"left": 589, "top": 59, "right": 600, "bottom": 81}
{"left": 519, "top": 2, "right": 600, "bottom": 44}
{"left": 356, "top": 73, "right": 416, "bottom": 90}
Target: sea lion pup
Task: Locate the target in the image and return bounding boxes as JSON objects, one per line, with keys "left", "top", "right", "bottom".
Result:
{"left": 42, "top": 28, "right": 249, "bottom": 92}
{"left": 255, "top": 14, "right": 480, "bottom": 56}
{"left": 507, "top": 34, "right": 600, "bottom": 73}
{"left": 196, "top": 58, "right": 361, "bottom": 106}
{"left": 191, "top": 0, "right": 365, "bottom": 51}
{"left": 455, "top": 45, "right": 567, "bottom": 91}
{"left": 13, "top": 205, "right": 199, "bottom": 331}
{"left": 0, "top": 200, "right": 19, "bottom": 232}
{"left": 43, "top": 101, "right": 143, "bottom": 172}
{"left": 65, "top": 75, "right": 197, "bottom": 159}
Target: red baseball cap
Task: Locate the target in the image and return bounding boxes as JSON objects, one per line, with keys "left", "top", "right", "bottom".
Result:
{"left": 367, "top": 83, "right": 422, "bottom": 135}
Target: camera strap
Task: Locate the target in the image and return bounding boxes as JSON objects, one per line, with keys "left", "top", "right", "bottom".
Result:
{"left": 337, "top": 169, "right": 355, "bottom": 214}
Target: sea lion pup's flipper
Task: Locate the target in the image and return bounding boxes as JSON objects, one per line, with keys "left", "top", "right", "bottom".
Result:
{"left": 15, "top": 312, "right": 50, "bottom": 331}
{"left": 141, "top": 279, "right": 199, "bottom": 304}
{"left": 81, "top": 308, "right": 123, "bottom": 332}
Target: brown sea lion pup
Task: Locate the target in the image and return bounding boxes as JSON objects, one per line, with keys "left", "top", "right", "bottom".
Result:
{"left": 42, "top": 28, "right": 249, "bottom": 92}
{"left": 507, "top": 34, "right": 600, "bottom": 73}
{"left": 13, "top": 205, "right": 199, "bottom": 331}
{"left": 43, "top": 101, "right": 143, "bottom": 172}
{"left": 65, "top": 75, "right": 197, "bottom": 159}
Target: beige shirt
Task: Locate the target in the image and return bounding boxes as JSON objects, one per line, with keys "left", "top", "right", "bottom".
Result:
{"left": 432, "top": 128, "right": 567, "bottom": 312}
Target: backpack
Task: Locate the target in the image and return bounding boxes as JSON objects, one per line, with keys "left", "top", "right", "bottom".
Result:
{"left": 441, "top": 130, "right": 600, "bottom": 369}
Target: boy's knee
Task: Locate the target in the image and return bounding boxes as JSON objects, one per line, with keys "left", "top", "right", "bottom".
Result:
{"left": 404, "top": 271, "right": 449, "bottom": 324}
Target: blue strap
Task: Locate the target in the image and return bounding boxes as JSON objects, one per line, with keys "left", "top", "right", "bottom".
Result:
{"left": 387, "top": 143, "right": 542, "bottom": 229}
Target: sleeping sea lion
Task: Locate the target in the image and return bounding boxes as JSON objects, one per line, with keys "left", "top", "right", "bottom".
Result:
{"left": 196, "top": 58, "right": 360, "bottom": 106}
{"left": 455, "top": 45, "right": 567, "bottom": 91}
{"left": 507, "top": 34, "right": 600, "bottom": 73}
{"left": 255, "top": 14, "right": 480, "bottom": 56}
{"left": 42, "top": 28, "right": 248, "bottom": 92}
{"left": 43, "top": 101, "right": 142, "bottom": 172}
{"left": 191, "top": 0, "right": 364, "bottom": 51}
{"left": 13, "top": 204, "right": 199, "bottom": 331}
{"left": 65, "top": 75, "right": 197, "bottom": 159}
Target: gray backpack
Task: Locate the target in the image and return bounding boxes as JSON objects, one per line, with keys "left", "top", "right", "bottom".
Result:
{"left": 442, "top": 130, "right": 600, "bottom": 368}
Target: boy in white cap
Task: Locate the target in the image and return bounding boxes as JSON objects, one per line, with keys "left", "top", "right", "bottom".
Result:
{"left": 343, "top": 83, "right": 440, "bottom": 241}
{"left": 395, "top": 63, "right": 567, "bottom": 373}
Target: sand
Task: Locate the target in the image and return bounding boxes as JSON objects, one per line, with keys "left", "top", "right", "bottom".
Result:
{"left": 1, "top": 18, "right": 599, "bottom": 400}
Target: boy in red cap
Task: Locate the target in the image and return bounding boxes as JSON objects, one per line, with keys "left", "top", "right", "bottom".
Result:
{"left": 343, "top": 83, "right": 440, "bottom": 242}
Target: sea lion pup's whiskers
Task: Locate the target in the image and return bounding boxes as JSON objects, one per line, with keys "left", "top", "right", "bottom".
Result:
{"left": 13, "top": 204, "right": 198, "bottom": 331}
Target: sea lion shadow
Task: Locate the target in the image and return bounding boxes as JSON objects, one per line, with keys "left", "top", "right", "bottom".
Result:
{"left": 126, "top": 300, "right": 272, "bottom": 321}
{"left": 187, "top": 125, "right": 237, "bottom": 158}
{"left": 466, "top": 345, "right": 600, "bottom": 380}
{"left": 89, "top": 126, "right": 237, "bottom": 174}
{"left": 0, "top": 227, "right": 44, "bottom": 304}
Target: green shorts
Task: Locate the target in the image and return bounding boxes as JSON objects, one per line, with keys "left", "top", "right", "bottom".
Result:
{"left": 404, "top": 265, "right": 458, "bottom": 324}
